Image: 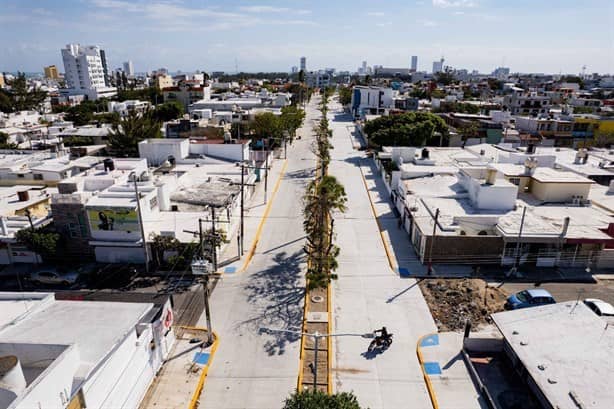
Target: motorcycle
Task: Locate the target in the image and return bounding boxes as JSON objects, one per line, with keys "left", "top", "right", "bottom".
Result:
{"left": 368, "top": 332, "right": 393, "bottom": 353}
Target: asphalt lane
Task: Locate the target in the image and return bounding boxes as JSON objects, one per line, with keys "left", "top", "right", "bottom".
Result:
{"left": 199, "top": 98, "right": 320, "bottom": 408}
{"left": 328, "top": 98, "right": 437, "bottom": 409}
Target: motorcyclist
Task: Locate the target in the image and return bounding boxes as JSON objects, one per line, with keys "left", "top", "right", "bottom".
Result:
{"left": 374, "top": 326, "right": 390, "bottom": 344}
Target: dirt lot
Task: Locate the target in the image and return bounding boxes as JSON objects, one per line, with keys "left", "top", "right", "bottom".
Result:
{"left": 419, "top": 278, "right": 508, "bottom": 332}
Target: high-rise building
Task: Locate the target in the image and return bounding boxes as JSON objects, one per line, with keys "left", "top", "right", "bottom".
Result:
{"left": 291, "top": 66, "right": 298, "bottom": 74}
{"left": 300, "top": 56, "right": 306, "bottom": 72}
{"left": 432, "top": 57, "right": 444, "bottom": 74}
{"left": 61, "top": 43, "right": 116, "bottom": 99}
{"left": 411, "top": 56, "right": 418, "bottom": 72}
{"left": 100, "top": 49, "right": 110, "bottom": 86}
{"left": 123, "top": 61, "right": 134, "bottom": 77}
{"left": 44, "top": 65, "right": 59, "bottom": 79}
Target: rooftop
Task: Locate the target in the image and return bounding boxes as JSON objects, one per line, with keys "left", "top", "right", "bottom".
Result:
{"left": 492, "top": 302, "right": 614, "bottom": 409}
{"left": 0, "top": 292, "right": 153, "bottom": 382}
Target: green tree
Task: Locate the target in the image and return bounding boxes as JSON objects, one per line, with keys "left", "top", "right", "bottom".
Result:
{"left": 364, "top": 112, "right": 448, "bottom": 148}
{"left": 107, "top": 110, "right": 161, "bottom": 157}
{"left": 0, "top": 73, "right": 47, "bottom": 113}
{"left": 152, "top": 101, "right": 184, "bottom": 122}
{"left": 64, "top": 104, "right": 95, "bottom": 126}
{"left": 280, "top": 105, "right": 305, "bottom": 140}
{"left": 251, "top": 112, "right": 283, "bottom": 140}
{"left": 284, "top": 390, "right": 362, "bottom": 409}
{"left": 435, "top": 71, "right": 456, "bottom": 86}
{"left": 0, "top": 131, "right": 17, "bottom": 149}
{"left": 298, "top": 69, "right": 306, "bottom": 83}
{"left": 15, "top": 228, "right": 62, "bottom": 263}
{"left": 338, "top": 86, "right": 352, "bottom": 105}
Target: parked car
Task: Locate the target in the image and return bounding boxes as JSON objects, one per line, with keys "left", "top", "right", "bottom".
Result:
{"left": 29, "top": 270, "right": 79, "bottom": 286}
{"left": 505, "top": 289, "right": 556, "bottom": 310}
{"left": 584, "top": 298, "right": 614, "bottom": 317}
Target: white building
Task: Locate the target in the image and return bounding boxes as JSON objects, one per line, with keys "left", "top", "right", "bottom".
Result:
{"left": 61, "top": 44, "right": 117, "bottom": 100}
{"left": 432, "top": 57, "right": 444, "bottom": 74}
{"left": 0, "top": 291, "right": 175, "bottom": 409}
{"left": 107, "top": 100, "right": 151, "bottom": 117}
{"left": 122, "top": 61, "right": 134, "bottom": 77}
{"left": 350, "top": 86, "right": 394, "bottom": 118}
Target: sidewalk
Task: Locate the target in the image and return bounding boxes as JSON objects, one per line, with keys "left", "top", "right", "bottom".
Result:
{"left": 139, "top": 327, "right": 217, "bottom": 409}
{"left": 418, "top": 332, "right": 487, "bottom": 409}
{"left": 216, "top": 153, "right": 288, "bottom": 274}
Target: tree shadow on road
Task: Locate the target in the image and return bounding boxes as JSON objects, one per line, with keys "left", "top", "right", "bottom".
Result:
{"left": 238, "top": 249, "right": 305, "bottom": 356}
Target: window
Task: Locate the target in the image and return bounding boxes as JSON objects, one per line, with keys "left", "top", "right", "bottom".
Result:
{"left": 17, "top": 174, "right": 25, "bottom": 178}
{"left": 509, "top": 177, "right": 520, "bottom": 186}
{"left": 33, "top": 174, "right": 43, "bottom": 180}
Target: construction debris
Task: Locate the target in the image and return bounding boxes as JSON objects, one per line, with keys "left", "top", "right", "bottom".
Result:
{"left": 419, "top": 278, "right": 507, "bottom": 332}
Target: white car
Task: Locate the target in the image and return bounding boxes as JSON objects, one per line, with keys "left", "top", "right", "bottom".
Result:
{"left": 29, "top": 271, "right": 79, "bottom": 286}
{"left": 584, "top": 298, "right": 614, "bottom": 317}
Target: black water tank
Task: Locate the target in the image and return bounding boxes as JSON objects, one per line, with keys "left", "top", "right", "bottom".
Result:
{"left": 103, "top": 158, "right": 115, "bottom": 172}
{"left": 168, "top": 155, "right": 176, "bottom": 166}
{"left": 421, "top": 148, "right": 430, "bottom": 159}
{"left": 527, "top": 143, "right": 536, "bottom": 154}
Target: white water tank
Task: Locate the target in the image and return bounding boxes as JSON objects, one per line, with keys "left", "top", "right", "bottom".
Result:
{"left": 0, "top": 355, "right": 27, "bottom": 407}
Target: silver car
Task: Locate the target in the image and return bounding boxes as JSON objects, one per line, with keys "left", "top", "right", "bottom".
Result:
{"left": 29, "top": 270, "right": 79, "bottom": 286}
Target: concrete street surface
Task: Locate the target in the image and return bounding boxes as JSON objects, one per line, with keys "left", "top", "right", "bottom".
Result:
{"left": 197, "top": 97, "right": 320, "bottom": 408}
{"left": 328, "top": 98, "right": 438, "bottom": 409}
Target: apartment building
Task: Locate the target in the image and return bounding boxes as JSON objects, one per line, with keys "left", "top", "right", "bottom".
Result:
{"left": 60, "top": 44, "right": 117, "bottom": 100}
{"left": 350, "top": 86, "right": 394, "bottom": 118}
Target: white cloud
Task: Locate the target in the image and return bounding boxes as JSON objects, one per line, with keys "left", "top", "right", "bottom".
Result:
{"left": 367, "top": 11, "right": 385, "bottom": 16}
{"left": 432, "top": 0, "right": 477, "bottom": 8}
{"left": 418, "top": 19, "right": 439, "bottom": 27}
{"left": 239, "top": 5, "right": 311, "bottom": 15}
{"left": 376, "top": 22, "right": 392, "bottom": 27}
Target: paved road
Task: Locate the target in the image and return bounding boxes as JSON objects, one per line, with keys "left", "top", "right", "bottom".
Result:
{"left": 328, "top": 98, "right": 437, "bottom": 409}
{"left": 496, "top": 279, "right": 614, "bottom": 305}
{"left": 198, "top": 98, "right": 320, "bottom": 408}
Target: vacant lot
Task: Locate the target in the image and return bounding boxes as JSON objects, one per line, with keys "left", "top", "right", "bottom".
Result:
{"left": 419, "top": 278, "right": 507, "bottom": 332}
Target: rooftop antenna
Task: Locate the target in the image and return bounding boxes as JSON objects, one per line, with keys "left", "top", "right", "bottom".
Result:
{"left": 569, "top": 288, "right": 585, "bottom": 314}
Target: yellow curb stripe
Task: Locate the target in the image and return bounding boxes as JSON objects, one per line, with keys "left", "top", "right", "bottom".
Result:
{"left": 416, "top": 334, "right": 440, "bottom": 409}
{"left": 296, "top": 283, "right": 309, "bottom": 390}
{"left": 235, "top": 159, "right": 288, "bottom": 274}
{"left": 188, "top": 330, "right": 220, "bottom": 409}
{"left": 326, "top": 281, "right": 333, "bottom": 395}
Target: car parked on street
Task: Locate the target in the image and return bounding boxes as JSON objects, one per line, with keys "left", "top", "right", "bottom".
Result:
{"left": 505, "top": 289, "right": 556, "bottom": 310}
{"left": 584, "top": 298, "right": 614, "bottom": 317}
{"left": 29, "top": 270, "right": 80, "bottom": 286}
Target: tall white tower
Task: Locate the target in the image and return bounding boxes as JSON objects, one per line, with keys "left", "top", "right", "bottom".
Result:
{"left": 123, "top": 61, "right": 134, "bottom": 77}
{"left": 61, "top": 44, "right": 107, "bottom": 90}
{"left": 411, "top": 56, "right": 418, "bottom": 72}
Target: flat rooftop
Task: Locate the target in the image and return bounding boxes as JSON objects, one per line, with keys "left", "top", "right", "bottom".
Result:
{"left": 492, "top": 302, "right": 614, "bottom": 409}
{"left": 0, "top": 293, "right": 153, "bottom": 381}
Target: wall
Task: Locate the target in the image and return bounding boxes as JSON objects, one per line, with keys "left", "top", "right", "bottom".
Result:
{"left": 138, "top": 139, "right": 189, "bottom": 166}
{"left": 531, "top": 181, "right": 591, "bottom": 203}
{"left": 188, "top": 142, "right": 248, "bottom": 162}
{"left": 423, "top": 235, "right": 504, "bottom": 264}
{"left": 8, "top": 344, "right": 80, "bottom": 409}
{"left": 458, "top": 172, "right": 517, "bottom": 210}
{"left": 94, "top": 246, "right": 145, "bottom": 263}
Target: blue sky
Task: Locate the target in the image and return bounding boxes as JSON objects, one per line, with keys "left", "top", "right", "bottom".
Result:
{"left": 1, "top": 0, "right": 612, "bottom": 74}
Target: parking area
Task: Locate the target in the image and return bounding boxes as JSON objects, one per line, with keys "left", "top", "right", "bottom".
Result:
{"left": 493, "top": 277, "right": 614, "bottom": 306}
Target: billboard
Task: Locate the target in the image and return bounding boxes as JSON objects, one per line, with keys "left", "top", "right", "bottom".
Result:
{"left": 88, "top": 207, "right": 140, "bottom": 232}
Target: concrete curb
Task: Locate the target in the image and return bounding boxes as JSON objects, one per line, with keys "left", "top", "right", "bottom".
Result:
{"left": 416, "top": 333, "right": 440, "bottom": 409}
{"left": 226, "top": 159, "right": 288, "bottom": 275}
{"left": 187, "top": 328, "right": 220, "bottom": 409}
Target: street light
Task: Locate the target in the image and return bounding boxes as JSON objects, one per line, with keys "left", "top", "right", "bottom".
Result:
{"left": 260, "top": 327, "right": 373, "bottom": 390}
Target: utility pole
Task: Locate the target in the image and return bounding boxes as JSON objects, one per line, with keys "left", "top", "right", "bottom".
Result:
{"left": 427, "top": 208, "right": 439, "bottom": 275}
{"left": 240, "top": 161, "right": 245, "bottom": 255}
{"left": 512, "top": 206, "right": 527, "bottom": 276}
{"left": 132, "top": 173, "right": 150, "bottom": 274}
